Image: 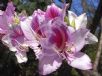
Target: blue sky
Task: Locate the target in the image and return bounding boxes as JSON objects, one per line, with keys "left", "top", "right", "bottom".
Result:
{"left": 54, "top": 0, "right": 99, "bottom": 16}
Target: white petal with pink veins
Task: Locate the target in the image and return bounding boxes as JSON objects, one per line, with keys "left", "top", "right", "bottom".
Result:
{"left": 75, "top": 13, "right": 87, "bottom": 30}
{"left": 85, "top": 32, "right": 98, "bottom": 44}
{"left": 15, "top": 51, "right": 28, "bottom": 63}
{"left": 67, "top": 52, "right": 92, "bottom": 70}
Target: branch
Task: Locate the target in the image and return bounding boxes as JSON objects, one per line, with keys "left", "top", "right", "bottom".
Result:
{"left": 90, "top": 0, "right": 102, "bottom": 34}
{"left": 93, "top": 18, "right": 102, "bottom": 73}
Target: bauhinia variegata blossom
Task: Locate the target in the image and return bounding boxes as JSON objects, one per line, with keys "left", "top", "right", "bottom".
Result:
{"left": 0, "top": 2, "right": 98, "bottom": 75}
{"left": 0, "top": 1, "right": 28, "bottom": 63}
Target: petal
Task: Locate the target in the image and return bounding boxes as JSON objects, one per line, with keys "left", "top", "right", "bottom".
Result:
{"left": 68, "top": 11, "right": 77, "bottom": 26}
{"left": 25, "top": 40, "right": 39, "bottom": 49}
{"left": 7, "top": 25, "right": 25, "bottom": 47}
{"left": 31, "top": 15, "right": 42, "bottom": 36}
{"left": 85, "top": 32, "right": 98, "bottom": 44}
{"left": 0, "top": 28, "right": 6, "bottom": 34}
{"left": 10, "top": 26, "right": 25, "bottom": 47}
{"left": 75, "top": 13, "right": 87, "bottom": 30}
{"left": 38, "top": 33, "right": 63, "bottom": 75}
{"left": 0, "top": 10, "right": 4, "bottom": 15}
{"left": 71, "top": 28, "right": 89, "bottom": 52}
{"left": 38, "top": 20, "right": 53, "bottom": 37}
{"left": 15, "top": 50, "right": 28, "bottom": 63}
{"left": 5, "top": 1, "right": 15, "bottom": 17}
{"left": 68, "top": 26, "right": 75, "bottom": 34}
{"left": 49, "top": 18, "right": 68, "bottom": 49}
{"left": 24, "top": 40, "right": 42, "bottom": 59}
{"left": 0, "top": 14, "right": 9, "bottom": 34}
{"left": 40, "top": 38, "right": 58, "bottom": 55}
{"left": 67, "top": 52, "right": 92, "bottom": 70}
{"left": 39, "top": 39, "right": 62, "bottom": 75}
{"left": 61, "top": 4, "right": 70, "bottom": 20}
{"left": 2, "top": 34, "right": 17, "bottom": 52}
{"left": 20, "top": 17, "right": 36, "bottom": 41}
{"left": 10, "top": 36, "right": 25, "bottom": 47}
{"left": 2, "top": 34, "right": 28, "bottom": 63}
{"left": 15, "top": 44, "right": 28, "bottom": 63}
{"left": 45, "top": 3, "right": 61, "bottom": 20}
{"left": 39, "top": 51, "right": 62, "bottom": 75}
{"left": 33, "top": 9, "right": 45, "bottom": 16}
{"left": 10, "top": 25, "right": 24, "bottom": 37}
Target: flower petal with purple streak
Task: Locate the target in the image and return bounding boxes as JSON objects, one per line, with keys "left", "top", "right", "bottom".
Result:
{"left": 67, "top": 52, "right": 92, "bottom": 70}
{"left": 45, "top": 3, "right": 61, "bottom": 20}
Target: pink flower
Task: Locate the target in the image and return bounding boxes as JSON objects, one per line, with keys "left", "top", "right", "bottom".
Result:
{"left": 21, "top": 3, "right": 93, "bottom": 75}
{"left": 0, "top": 2, "right": 29, "bottom": 63}
{"left": 67, "top": 11, "right": 98, "bottom": 44}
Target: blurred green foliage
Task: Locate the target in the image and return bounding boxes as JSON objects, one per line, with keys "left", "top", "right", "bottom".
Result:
{"left": 13, "top": 0, "right": 47, "bottom": 15}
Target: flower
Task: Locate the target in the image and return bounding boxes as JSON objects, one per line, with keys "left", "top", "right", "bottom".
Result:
{"left": 67, "top": 11, "right": 98, "bottom": 44}
{"left": 21, "top": 3, "right": 95, "bottom": 75}
{"left": 0, "top": 2, "right": 28, "bottom": 63}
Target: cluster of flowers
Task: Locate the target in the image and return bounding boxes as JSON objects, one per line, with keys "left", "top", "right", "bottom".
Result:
{"left": 0, "top": 1, "right": 98, "bottom": 75}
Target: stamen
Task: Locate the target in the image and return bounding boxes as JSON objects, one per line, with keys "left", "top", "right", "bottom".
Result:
{"left": 66, "top": 43, "right": 75, "bottom": 53}
{"left": 64, "top": 16, "right": 69, "bottom": 25}
{"left": 71, "top": 19, "right": 75, "bottom": 27}
{"left": 13, "top": 16, "right": 20, "bottom": 25}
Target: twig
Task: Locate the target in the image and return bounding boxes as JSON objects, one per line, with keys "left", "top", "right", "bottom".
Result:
{"left": 90, "top": 0, "right": 102, "bottom": 34}
{"left": 93, "top": 18, "right": 102, "bottom": 72}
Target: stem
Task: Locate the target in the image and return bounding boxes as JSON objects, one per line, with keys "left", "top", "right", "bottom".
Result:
{"left": 93, "top": 18, "right": 102, "bottom": 72}
{"left": 89, "top": 0, "right": 102, "bottom": 34}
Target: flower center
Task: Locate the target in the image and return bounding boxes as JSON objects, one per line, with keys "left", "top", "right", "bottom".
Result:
{"left": 64, "top": 16, "right": 69, "bottom": 25}
{"left": 12, "top": 16, "right": 20, "bottom": 25}
{"left": 65, "top": 43, "right": 76, "bottom": 53}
